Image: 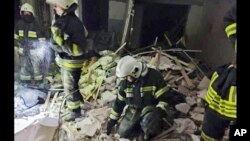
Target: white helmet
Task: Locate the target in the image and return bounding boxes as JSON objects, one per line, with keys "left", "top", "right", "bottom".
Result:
{"left": 116, "top": 56, "right": 143, "bottom": 78}
{"left": 20, "top": 3, "right": 35, "bottom": 16}
{"left": 46, "top": 0, "right": 76, "bottom": 9}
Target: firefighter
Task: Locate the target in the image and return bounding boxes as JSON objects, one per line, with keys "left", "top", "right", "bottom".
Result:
{"left": 201, "top": 3, "right": 236, "bottom": 141}
{"left": 46, "top": 0, "right": 98, "bottom": 121}
{"left": 106, "top": 55, "right": 174, "bottom": 140}
{"left": 14, "top": 3, "right": 46, "bottom": 85}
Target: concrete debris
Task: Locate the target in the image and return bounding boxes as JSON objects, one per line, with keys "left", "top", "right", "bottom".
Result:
{"left": 196, "top": 98, "right": 205, "bottom": 107}
{"left": 105, "top": 76, "right": 117, "bottom": 84}
{"left": 197, "top": 89, "right": 207, "bottom": 99}
{"left": 185, "top": 96, "right": 196, "bottom": 106}
{"left": 98, "top": 91, "right": 117, "bottom": 106}
{"left": 197, "top": 76, "right": 210, "bottom": 90}
{"left": 177, "top": 86, "right": 190, "bottom": 96}
{"left": 175, "top": 103, "right": 191, "bottom": 114}
{"left": 87, "top": 106, "right": 111, "bottom": 124}
{"left": 190, "top": 113, "right": 204, "bottom": 123}
{"left": 15, "top": 51, "right": 217, "bottom": 140}
{"left": 174, "top": 118, "right": 197, "bottom": 134}
{"left": 193, "top": 107, "right": 205, "bottom": 114}
{"left": 76, "top": 117, "right": 101, "bottom": 137}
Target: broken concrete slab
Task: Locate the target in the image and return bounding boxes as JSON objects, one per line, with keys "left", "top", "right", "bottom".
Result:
{"left": 98, "top": 91, "right": 117, "bottom": 106}
{"left": 185, "top": 96, "right": 196, "bottom": 106}
{"left": 175, "top": 103, "right": 190, "bottom": 114}
{"left": 87, "top": 106, "right": 111, "bottom": 124}
{"left": 76, "top": 117, "right": 101, "bottom": 137}
{"left": 196, "top": 98, "right": 205, "bottom": 107}
{"left": 197, "top": 89, "right": 207, "bottom": 99}
{"left": 174, "top": 118, "right": 197, "bottom": 134}
{"left": 197, "top": 76, "right": 210, "bottom": 90}
{"left": 105, "top": 76, "right": 117, "bottom": 84}
{"left": 177, "top": 86, "right": 190, "bottom": 96}
{"left": 193, "top": 107, "right": 205, "bottom": 114}
{"left": 191, "top": 113, "right": 204, "bottom": 123}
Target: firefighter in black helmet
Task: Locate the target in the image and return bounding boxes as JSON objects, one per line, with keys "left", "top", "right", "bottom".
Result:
{"left": 201, "top": 2, "right": 237, "bottom": 141}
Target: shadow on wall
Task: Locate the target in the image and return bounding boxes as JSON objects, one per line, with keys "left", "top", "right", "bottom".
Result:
{"left": 185, "top": 0, "right": 236, "bottom": 69}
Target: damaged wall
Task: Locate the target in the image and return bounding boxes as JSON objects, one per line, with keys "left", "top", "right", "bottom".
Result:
{"left": 185, "top": 0, "right": 236, "bottom": 68}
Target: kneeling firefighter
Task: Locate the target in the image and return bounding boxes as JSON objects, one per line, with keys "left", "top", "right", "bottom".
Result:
{"left": 106, "top": 55, "right": 174, "bottom": 140}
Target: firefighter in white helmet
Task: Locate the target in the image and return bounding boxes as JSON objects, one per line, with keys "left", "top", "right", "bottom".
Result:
{"left": 106, "top": 55, "right": 175, "bottom": 140}
{"left": 46, "top": 0, "right": 99, "bottom": 121}
{"left": 14, "top": 3, "right": 46, "bottom": 85}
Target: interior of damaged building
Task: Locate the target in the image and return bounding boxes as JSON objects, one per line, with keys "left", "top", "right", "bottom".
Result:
{"left": 14, "top": 0, "right": 236, "bottom": 141}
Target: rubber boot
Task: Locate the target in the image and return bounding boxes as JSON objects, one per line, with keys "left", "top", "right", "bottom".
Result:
{"left": 64, "top": 108, "right": 81, "bottom": 122}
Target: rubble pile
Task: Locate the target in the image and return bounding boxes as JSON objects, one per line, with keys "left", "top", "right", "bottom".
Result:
{"left": 14, "top": 49, "right": 230, "bottom": 141}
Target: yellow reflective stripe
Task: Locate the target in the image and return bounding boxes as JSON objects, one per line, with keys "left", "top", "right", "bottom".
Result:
{"left": 19, "top": 30, "right": 24, "bottom": 37}
{"left": 38, "top": 38, "right": 46, "bottom": 41}
{"left": 51, "top": 26, "right": 57, "bottom": 34}
{"left": 111, "top": 109, "right": 120, "bottom": 117}
{"left": 208, "top": 72, "right": 219, "bottom": 95}
{"left": 55, "top": 36, "right": 63, "bottom": 46}
{"left": 142, "top": 86, "right": 156, "bottom": 92}
{"left": 20, "top": 75, "right": 31, "bottom": 80}
{"left": 118, "top": 93, "right": 126, "bottom": 101}
{"left": 34, "top": 75, "right": 43, "bottom": 80}
{"left": 225, "top": 23, "right": 236, "bottom": 37}
{"left": 206, "top": 88, "right": 236, "bottom": 108}
{"left": 28, "top": 31, "right": 37, "bottom": 38}
{"left": 206, "top": 90, "right": 236, "bottom": 118}
{"left": 126, "top": 88, "right": 133, "bottom": 93}
{"left": 63, "top": 62, "right": 83, "bottom": 69}
{"left": 141, "top": 106, "right": 154, "bottom": 116}
{"left": 110, "top": 114, "right": 119, "bottom": 120}
{"left": 201, "top": 131, "right": 217, "bottom": 141}
{"left": 67, "top": 101, "right": 80, "bottom": 110}
{"left": 155, "top": 86, "right": 169, "bottom": 98}
{"left": 226, "top": 30, "right": 236, "bottom": 38}
{"left": 208, "top": 104, "right": 236, "bottom": 119}
{"left": 14, "top": 34, "right": 19, "bottom": 40}
{"left": 72, "top": 43, "right": 79, "bottom": 56}
{"left": 156, "top": 101, "right": 168, "bottom": 112}
{"left": 229, "top": 86, "right": 236, "bottom": 102}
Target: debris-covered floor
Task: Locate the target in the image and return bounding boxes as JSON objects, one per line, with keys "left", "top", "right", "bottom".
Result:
{"left": 14, "top": 49, "right": 230, "bottom": 141}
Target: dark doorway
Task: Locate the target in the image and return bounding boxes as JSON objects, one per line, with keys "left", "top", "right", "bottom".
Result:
{"left": 131, "top": 2, "right": 190, "bottom": 49}
{"left": 82, "top": 0, "right": 109, "bottom": 32}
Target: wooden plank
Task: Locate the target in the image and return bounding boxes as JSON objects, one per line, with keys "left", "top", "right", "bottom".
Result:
{"left": 173, "top": 57, "right": 195, "bottom": 89}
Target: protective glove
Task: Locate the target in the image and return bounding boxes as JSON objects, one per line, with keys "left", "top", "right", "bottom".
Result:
{"left": 106, "top": 118, "right": 117, "bottom": 135}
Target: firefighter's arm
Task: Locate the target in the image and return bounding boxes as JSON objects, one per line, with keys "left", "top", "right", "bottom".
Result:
{"left": 51, "top": 26, "right": 84, "bottom": 56}
{"left": 107, "top": 81, "right": 126, "bottom": 135}
{"left": 109, "top": 81, "right": 126, "bottom": 121}
{"left": 14, "top": 24, "right": 23, "bottom": 54}
{"left": 154, "top": 75, "right": 171, "bottom": 115}
{"left": 223, "top": 3, "right": 236, "bottom": 50}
